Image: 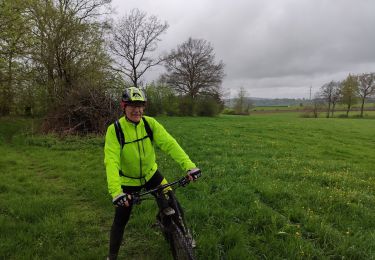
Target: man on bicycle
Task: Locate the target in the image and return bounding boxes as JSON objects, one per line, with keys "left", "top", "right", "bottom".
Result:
{"left": 104, "top": 87, "right": 200, "bottom": 259}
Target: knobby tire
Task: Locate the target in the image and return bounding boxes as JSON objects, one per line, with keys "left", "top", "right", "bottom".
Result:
{"left": 168, "top": 220, "right": 195, "bottom": 260}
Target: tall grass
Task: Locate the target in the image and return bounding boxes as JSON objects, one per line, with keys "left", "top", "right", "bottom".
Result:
{"left": 1, "top": 114, "right": 374, "bottom": 259}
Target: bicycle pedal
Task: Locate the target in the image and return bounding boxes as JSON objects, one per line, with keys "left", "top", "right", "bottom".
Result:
{"left": 187, "top": 233, "right": 197, "bottom": 248}
{"left": 151, "top": 222, "right": 161, "bottom": 229}
{"left": 191, "top": 238, "right": 197, "bottom": 248}
{"left": 163, "top": 207, "right": 175, "bottom": 216}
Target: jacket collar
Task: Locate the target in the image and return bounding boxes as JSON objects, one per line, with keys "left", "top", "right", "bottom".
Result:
{"left": 124, "top": 116, "right": 141, "bottom": 126}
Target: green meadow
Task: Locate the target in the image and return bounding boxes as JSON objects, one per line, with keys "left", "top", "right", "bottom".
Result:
{"left": 1, "top": 113, "right": 374, "bottom": 259}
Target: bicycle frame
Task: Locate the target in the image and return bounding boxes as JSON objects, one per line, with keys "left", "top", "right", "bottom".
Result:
{"left": 131, "top": 175, "right": 197, "bottom": 260}
{"left": 131, "top": 176, "right": 190, "bottom": 235}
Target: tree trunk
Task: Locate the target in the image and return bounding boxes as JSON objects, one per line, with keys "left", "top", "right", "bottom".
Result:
{"left": 0, "top": 82, "right": 7, "bottom": 115}
{"left": 360, "top": 97, "right": 365, "bottom": 117}
{"left": 47, "top": 66, "right": 56, "bottom": 107}
{"left": 346, "top": 104, "right": 351, "bottom": 117}
{"left": 189, "top": 92, "right": 195, "bottom": 115}
{"left": 132, "top": 61, "right": 138, "bottom": 88}
{"left": 7, "top": 53, "right": 13, "bottom": 114}
{"left": 327, "top": 101, "right": 331, "bottom": 118}
{"left": 1, "top": 52, "right": 14, "bottom": 115}
{"left": 331, "top": 103, "right": 336, "bottom": 117}
{"left": 313, "top": 103, "right": 318, "bottom": 118}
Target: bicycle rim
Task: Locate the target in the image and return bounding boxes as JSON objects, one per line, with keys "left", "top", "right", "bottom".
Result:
{"left": 169, "top": 220, "right": 195, "bottom": 260}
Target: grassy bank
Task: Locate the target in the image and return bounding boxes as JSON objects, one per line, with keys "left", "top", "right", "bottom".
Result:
{"left": 1, "top": 114, "right": 374, "bottom": 259}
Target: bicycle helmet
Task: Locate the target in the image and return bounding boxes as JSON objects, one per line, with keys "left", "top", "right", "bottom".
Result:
{"left": 122, "top": 87, "right": 147, "bottom": 103}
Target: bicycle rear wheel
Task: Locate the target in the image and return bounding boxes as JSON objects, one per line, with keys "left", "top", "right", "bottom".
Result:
{"left": 169, "top": 220, "right": 195, "bottom": 260}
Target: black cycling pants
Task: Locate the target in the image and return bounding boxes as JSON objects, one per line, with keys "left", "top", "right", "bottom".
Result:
{"left": 109, "top": 170, "right": 180, "bottom": 256}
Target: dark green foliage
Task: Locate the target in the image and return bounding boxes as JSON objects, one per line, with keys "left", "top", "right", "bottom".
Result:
{"left": 145, "top": 83, "right": 223, "bottom": 117}
{"left": 144, "top": 83, "right": 179, "bottom": 116}
{"left": 0, "top": 0, "right": 113, "bottom": 117}
{"left": 169, "top": 94, "right": 223, "bottom": 117}
{"left": 144, "top": 86, "right": 164, "bottom": 116}
{"left": 195, "top": 96, "right": 221, "bottom": 116}
{"left": 177, "top": 96, "right": 195, "bottom": 116}
{"left": 222, "top": 108, "right": 236, "bottom": 115}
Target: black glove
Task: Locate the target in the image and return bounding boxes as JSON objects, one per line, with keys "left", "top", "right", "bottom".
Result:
{"left": 187, "top": 168, "right": 202, "bottom": 180}
{"left": 112, "top": 193, "right": 131, "bottom": 207}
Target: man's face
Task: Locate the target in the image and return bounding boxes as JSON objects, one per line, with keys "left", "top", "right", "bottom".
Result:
{"left": 124, "top": 102, "right": 145, "bottom": 122}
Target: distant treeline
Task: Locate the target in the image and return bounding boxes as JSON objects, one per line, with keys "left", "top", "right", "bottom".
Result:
{"left": 225, "top": 98, "right": 314, "bottom": 107}
{"left": 226, "top": 97, "right": 375, "bottom": 108}
{"left": 225, "top": 72, "right": 375, "bottom": 119}
{"left": 315, "top": 73, "right": 375, "bottom": 118}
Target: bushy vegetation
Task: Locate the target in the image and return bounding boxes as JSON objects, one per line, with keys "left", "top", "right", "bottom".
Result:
{"left": 195, "top": 96, "right": 223, "bottom": 116}
{"left": 1, "top": 114, "right": 374, "bottom": 259}
{"left": 40, "top": 87, "right": 121, "bottom": 135}
{"left": 145, "top": 83, "right": 223, "bottom": 117}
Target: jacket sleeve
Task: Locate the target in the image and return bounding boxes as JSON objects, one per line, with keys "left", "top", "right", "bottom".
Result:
{"left": 104, "top": 124, "right": 123, "bottom": 198}
{"left": 151, "top": 118, "right": 196, "bottom": 171}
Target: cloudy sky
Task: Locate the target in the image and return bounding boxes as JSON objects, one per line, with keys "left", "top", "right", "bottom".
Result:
{"left": 110, "top": 0, "right": 375, "bottom": 99}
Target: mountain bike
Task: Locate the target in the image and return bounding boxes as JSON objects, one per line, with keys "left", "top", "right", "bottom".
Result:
{"left": 132, "top": 171, "right": 201, "bottom": 260}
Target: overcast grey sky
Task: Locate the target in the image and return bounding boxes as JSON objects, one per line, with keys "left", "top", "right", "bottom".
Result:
{"left": 110, "top": 0, "right": 375, "bottom": 99}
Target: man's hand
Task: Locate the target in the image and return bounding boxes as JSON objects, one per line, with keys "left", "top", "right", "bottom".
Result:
{"left": 112, "top": 193, "right": 131, "bottom": 207}
{"left": 187, "top": 168, "right": 201, "bottom": 181}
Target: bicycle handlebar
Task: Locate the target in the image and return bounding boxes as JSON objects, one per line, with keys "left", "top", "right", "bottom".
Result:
{"left": 132, "top": 171, "right": 201, "bottom": 205}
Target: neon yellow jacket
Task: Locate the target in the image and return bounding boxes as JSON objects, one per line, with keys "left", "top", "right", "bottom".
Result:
{"left": 104, "top": 116, "right": 196, "bottom": 198}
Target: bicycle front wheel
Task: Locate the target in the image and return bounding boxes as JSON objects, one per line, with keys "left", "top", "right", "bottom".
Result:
{"left": 169, "top": 220, "right": 195, "bottom": 260}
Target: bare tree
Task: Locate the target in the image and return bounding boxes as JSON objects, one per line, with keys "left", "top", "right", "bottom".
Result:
{"left": 357, "top": 73, "right": 375, "bottom": 117}
{"left": 320, "top": 81, "right": 335, "bottom": 118}
{"left": 109, "top": 9, "right": 168, "bottom": 88}
{"left": 162, "top": 38, "right": 225, "bottom": 99}
{"left": 319, "top": 81, "right": 342, "bottom": 118}
{"left": 330, "top": 81, "right": 341, "bottom": 117}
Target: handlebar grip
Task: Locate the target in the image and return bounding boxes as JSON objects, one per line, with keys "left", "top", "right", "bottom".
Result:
{"left": 190, "top": 170, "right": 201, "bottom": 180}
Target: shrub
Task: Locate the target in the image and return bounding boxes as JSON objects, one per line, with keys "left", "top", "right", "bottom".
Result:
{"left": 163, "top": 93, "right": 179, "bottom": 116}
{"left": 41, "top": 87, "right": 120, "bottom": 135}
{"left": 196, "top": 96, "right": 221, "bottom": 116}
{"left": 144, "top": 83, "right": 179, "bottom": 116}
{"left": 144, "top": 84, "right": 164, "bottom": 116}
{"left": 300, "top": 112, "right": 316, "bottom": 118}
{"left": 177, "top": 96, "right": 194, "bottom": 116}
{"left": 222, "top": 108, "right": 236, "bottom": 115}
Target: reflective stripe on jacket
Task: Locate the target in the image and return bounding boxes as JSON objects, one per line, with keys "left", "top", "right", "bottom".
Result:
{"left": 104, "top": 116, "right": 196, "bottom": 198}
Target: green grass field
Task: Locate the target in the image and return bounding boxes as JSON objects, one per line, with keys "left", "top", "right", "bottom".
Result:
{"left": 1, "top": 114, "right": 375, "bottom": 259}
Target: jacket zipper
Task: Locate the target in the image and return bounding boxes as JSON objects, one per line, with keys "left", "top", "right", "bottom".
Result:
{"left": 141, "top": 126, "right": 146, "bottom": 156}
{"left": 135, "top": 125, "right": 143, "bottom": 184}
